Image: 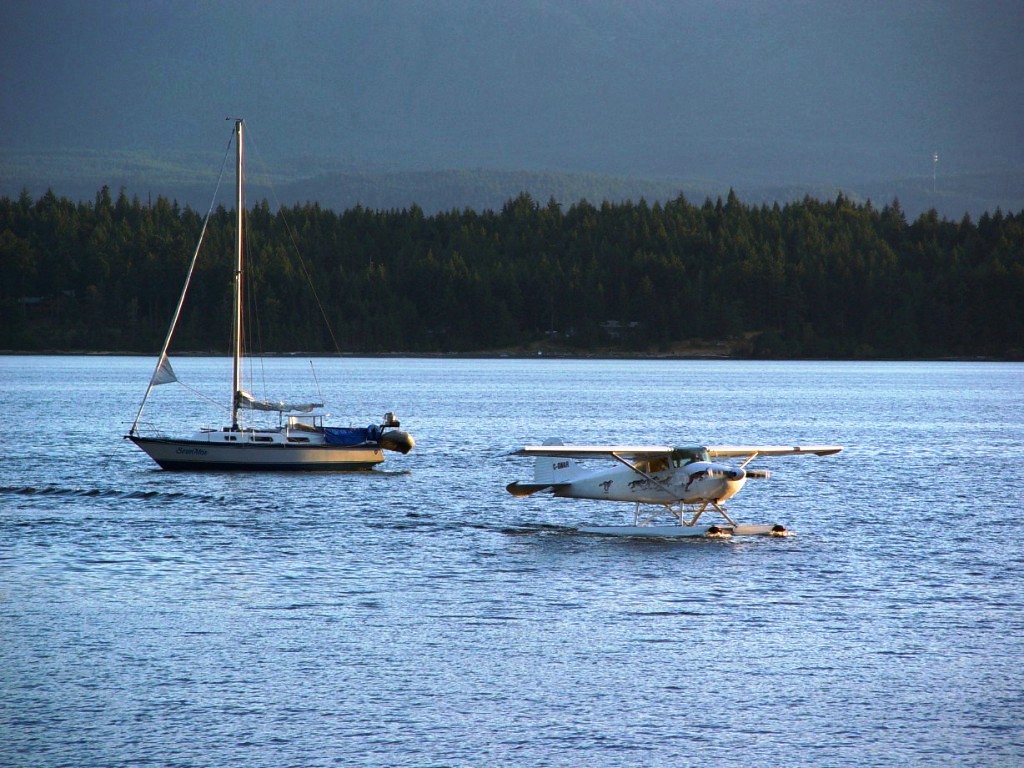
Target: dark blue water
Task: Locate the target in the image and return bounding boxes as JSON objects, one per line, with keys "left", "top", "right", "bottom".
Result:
{"left": 3, "top": 356, "right": 1023, "bottom": 767}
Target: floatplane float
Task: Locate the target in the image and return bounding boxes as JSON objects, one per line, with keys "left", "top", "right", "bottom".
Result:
{"left": 506, "top": 442, "right": 842, "bottom": 538}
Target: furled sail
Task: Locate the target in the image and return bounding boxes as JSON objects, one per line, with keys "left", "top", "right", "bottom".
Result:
{"left": 236, "top": 389, "right": 322, "bottom": 413}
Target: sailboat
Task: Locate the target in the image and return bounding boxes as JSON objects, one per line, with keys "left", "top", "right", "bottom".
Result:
{"left": 126, "top": 119, "right": 414, "bottom": 470}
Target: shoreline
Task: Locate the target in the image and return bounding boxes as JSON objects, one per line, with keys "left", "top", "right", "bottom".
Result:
{"left": 0, "top": 349, "right": 1016, "bottom": 363}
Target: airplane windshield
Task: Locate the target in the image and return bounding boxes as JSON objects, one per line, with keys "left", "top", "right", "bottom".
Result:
{"left": 670, "top": 447, "right": 709, "bottom": 467}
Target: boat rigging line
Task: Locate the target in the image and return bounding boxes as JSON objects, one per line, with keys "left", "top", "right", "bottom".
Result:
{"left": 129, "top": 130, "right": 235, "bottom": 435}
{"left": 243, "top": 125, "right": 342, "bottom": 353}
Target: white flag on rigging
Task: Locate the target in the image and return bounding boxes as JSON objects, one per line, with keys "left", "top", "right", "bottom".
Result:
{"left": 150, "top": 354, "right": 178, "bottom": 386}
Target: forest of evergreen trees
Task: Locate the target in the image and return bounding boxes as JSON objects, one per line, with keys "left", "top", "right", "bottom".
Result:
{"left": 1, "top": 186, "right": 1022, "bottom": 359}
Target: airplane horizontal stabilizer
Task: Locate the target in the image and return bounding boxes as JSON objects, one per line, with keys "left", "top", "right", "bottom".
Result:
{"left": 506, "top": 481, "right": 569, "bottom": 497}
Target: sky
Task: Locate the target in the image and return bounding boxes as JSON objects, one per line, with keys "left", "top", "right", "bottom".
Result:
{"left": 2, "top": 0, "right": 1023, "bottom": 188}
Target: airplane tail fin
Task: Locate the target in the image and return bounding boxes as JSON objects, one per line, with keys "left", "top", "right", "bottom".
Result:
{"left": 533, "top": 439, "right": 586, "bottom": 484}
{"left": 505, "top": 439, "right": 584, "bottom": 498}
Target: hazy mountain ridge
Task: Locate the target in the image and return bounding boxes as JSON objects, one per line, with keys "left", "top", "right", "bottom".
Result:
{"left": 2, "top": 148, "right": 1020, "bottom": 221}
{"left": 3, "top": 2, "right": 1022, "bottom": 204}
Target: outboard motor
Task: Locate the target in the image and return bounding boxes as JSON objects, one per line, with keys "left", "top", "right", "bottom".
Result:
{"left": 378, "top": 411, "right": 415, "bottom": 454}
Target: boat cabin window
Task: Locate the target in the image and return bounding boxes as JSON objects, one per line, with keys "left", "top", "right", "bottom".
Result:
{"left": 287, "top": 437, "right": 310, "bottom": 443}
{"left": 253, "top": 436, "right": 274, "bottom": 443}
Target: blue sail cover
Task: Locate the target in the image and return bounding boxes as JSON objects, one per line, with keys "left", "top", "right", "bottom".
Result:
{"left": 322, "top": 426, "right": 381, "bottom": 445}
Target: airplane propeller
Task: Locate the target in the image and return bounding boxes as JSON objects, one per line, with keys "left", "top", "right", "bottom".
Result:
{"left": 694, "top": 465, "right": 746, "bottom": 482}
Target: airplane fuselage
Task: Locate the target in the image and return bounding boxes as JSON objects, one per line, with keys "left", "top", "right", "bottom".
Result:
{"left": 553, "top": 461, "right": 747, "bottom": 505}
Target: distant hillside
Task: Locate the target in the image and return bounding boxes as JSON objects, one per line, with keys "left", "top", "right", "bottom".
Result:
{"left": 1, "top": 148, "right": 1021, "bottom": 220}
{"left": 3, "top": 185, "right": 1021, "bottom": 358}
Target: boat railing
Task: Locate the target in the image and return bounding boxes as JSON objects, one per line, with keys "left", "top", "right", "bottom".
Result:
{"left": 128, "top": 421, "right": 171, "bottom": 439}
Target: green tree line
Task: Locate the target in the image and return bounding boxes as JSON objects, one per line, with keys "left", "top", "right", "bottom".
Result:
{"left": 2, "top": 186, "right": 1022, "bottom": 358}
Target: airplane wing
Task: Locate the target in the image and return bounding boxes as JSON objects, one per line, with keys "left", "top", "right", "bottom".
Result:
{"left": 508, "top": 444, "right": 842, "bottom": 459}
{"left": 706, "top": 445, "right": 843, "bottom": 457}
{"left": 506, "top": 445, "right": 675, "bottom": 460}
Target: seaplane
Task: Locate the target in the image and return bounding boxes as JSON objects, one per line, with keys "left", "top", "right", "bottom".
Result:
{"left": 505, "top": 442, "right": 843, "bottom": 538}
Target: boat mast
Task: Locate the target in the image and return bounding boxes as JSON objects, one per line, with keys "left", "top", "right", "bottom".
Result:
{"left": 231, "top": 118, "right": 244, "bottom": 430}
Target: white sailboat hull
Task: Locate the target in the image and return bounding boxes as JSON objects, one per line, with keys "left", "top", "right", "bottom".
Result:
{"left": 126, "top": 120, "right": 413, "bottom": 473}
{"left": 129, "top": 435, "right": 384, "bottom": 471}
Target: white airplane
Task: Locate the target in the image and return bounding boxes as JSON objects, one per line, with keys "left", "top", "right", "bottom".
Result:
{"left": 506, "top": 442, "right": 843, "bottom": 538}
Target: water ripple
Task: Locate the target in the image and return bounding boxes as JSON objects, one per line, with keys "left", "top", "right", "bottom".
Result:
{"left": 2, "top": 483, "right": 226, "bottom": 506}
{"left": 2, "top": 358, "right": 1023, "bottom": 768}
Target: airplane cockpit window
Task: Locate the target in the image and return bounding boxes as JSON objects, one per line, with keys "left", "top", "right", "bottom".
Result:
{"left": 671, "top": 447, "right": 709, "bottom": 467}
